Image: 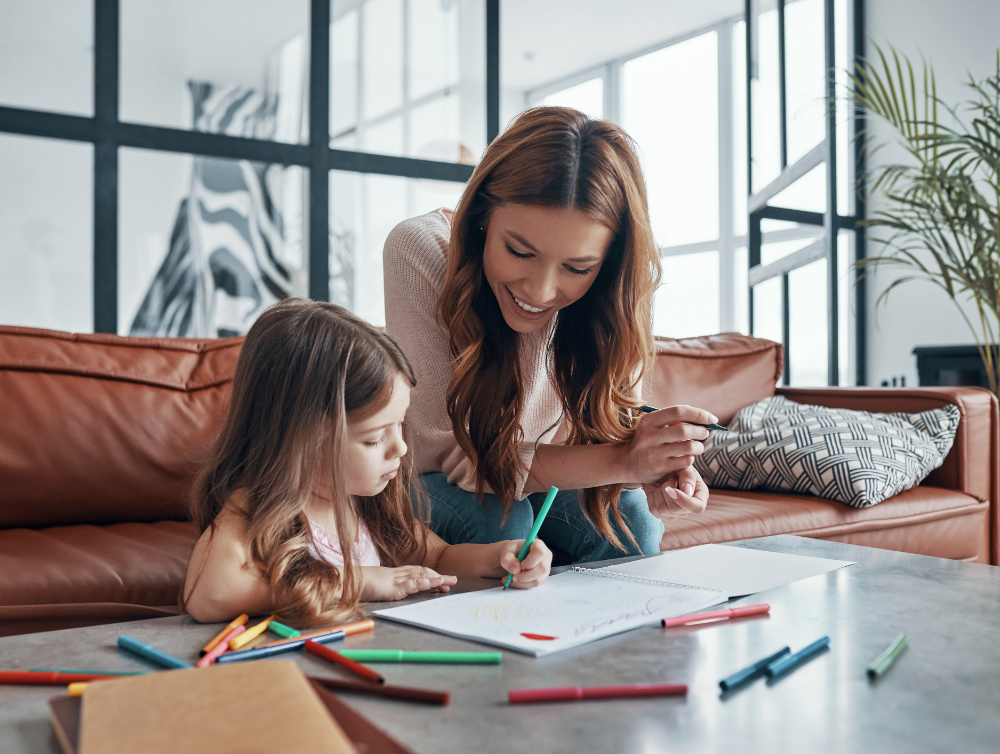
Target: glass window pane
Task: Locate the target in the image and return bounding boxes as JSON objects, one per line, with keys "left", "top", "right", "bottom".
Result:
{"left": 0, "top": 134, "right": 93, "bottom": 331}
{"left": 760, "top": 233, "right": 821, "bottom": 266}
{"left": 788, "top": 258, "right": 827, "bottom": 385}
{"left": 120, "top": 148, "right": 308, "bottom": 337}
{"left": 539, "top": 77, "right": 604, "bottom": 119}
{"left": 654, "top": 251, "right": 720, "bottom": 339}
{"left": 733, "top": 19, "right": 748, "bottom": 237}
{"left": 752, "top": 275, "right": 782, "bottom": 346}
{"left": 751, "top": 0, "right": 781, "bottom": 192}
{"left": 735, "top": 246, "right": 749, "bottom": 334}
{"left": 331, "top": 0, "right": 486, "bottom": 162}
{"left": 330, "top": 171, "right": 465, "bottom": 326}
{"left": 0, "top": 0, "right": 93, "bottom": 116}
{"left": 623, "top": 31, "right": 719, "bottom": 247}
{"left": 121, "top": 0, "right": 310, "bottom": 143}
{"left": 784, "top": 0, "right": 826, "bottom": 165}
{"left": 769, "top": 162, "right": 826, "bottom": 212}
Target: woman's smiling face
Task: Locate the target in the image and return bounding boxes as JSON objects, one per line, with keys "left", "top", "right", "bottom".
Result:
{"left": 480, "top": 204, "right": 614, "bottom": 334}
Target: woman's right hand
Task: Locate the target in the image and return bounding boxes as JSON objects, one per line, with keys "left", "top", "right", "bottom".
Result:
{"left": 361, "top": 566, "right": 458, "bottom": 602}
{"left": 621, "top": 405, "right": 716, "bottom": 485}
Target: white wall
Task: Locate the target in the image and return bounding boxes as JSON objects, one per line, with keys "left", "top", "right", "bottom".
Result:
{"left": 864, "top": 0, "right": 1000, "bottom": 386}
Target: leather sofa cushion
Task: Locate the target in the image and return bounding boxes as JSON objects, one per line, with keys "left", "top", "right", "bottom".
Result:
{"left": 0, "top": 520, "right": 198, "bottom": 607}
{"left": 0, "top": 326, "right": 241, "bottom": 527}
{"left": 649, "top": 333, "right": 782, "bottom": 426}
{"left": 660, "top": 486, "right": 990, "bottom": 563}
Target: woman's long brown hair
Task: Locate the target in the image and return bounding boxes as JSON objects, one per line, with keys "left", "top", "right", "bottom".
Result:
{"left": 437, "top": 106, "right": 661, "bottom": 551}
{"left": 187, "top": 299, "right": 426, "bottom": 627}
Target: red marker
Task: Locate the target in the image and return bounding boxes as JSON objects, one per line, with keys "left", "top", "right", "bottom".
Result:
{"left": 521, "top": 633, "right": 557, "bottom": 641}
{"left": 0, "top": 671, "right": 129, "bottom": 685}
{"left": 305, "top": 640, "right": 385, "bottom": 685}
{"left": 661, "top": 603, "right": 770, "bottom": 628}
{"left": 509, "top": 683, "right": 687, "bottom": 704}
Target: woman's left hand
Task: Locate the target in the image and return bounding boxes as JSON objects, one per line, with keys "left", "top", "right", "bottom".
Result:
{"left": 643, "top": 465, "right": 709, "bottom": 520}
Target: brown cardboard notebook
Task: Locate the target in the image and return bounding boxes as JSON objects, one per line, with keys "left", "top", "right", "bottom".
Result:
{"left": 77, "top": 661, "right": 354, "bottom": 754}
{"left": 49, "top": 675, "right": 414, "bottom": 754}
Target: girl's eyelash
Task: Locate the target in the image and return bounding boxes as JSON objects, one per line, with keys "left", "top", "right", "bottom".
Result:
{"left": 566, "top": 265, "right": 591, "bottom": 276}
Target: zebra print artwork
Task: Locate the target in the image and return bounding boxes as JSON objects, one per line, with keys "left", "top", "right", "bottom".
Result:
{"left": 130, "top": 50, "right": 307, "bottom": 337}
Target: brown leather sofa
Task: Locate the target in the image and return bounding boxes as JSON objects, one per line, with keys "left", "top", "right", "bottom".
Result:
{"left": 1, "top": 326, "right": 996, "bottom": 638}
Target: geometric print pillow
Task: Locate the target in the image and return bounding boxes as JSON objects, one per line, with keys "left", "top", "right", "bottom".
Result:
{"left": 694, "top": 395, "right": 961, "bottom": 508}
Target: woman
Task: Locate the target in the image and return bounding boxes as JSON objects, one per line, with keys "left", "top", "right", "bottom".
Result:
{"left": 384, "top": 107, "right": 716, "bottom": 563}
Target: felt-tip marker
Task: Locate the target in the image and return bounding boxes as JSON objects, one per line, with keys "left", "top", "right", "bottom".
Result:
{"left": 638, "top": 405, "right": 727, "bottom": 431}
{"left": 509, "top": 683, "right": 687, "bottom": 704}
{"left": 764, "top": 636, "right": 830, "bottom": 680}
{"left": 719, "top": 646, "right": 791, "bottom": 691}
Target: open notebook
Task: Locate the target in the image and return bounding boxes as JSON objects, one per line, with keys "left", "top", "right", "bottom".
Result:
{"left": 375, "top": 543, "right": 853, "bottom": 657}
{"left": 375, "top": 569, "right": 727, "bottom": 657}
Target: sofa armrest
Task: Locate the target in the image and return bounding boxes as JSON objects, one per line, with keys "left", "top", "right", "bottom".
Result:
{"left": 777, "top": 386, "right": 999, "bottom": 563}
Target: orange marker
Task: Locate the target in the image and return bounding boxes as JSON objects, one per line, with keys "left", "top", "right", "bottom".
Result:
{"left": 229, "top": 616, "right": 273, "bottom": 650}
{"left": 257, "top": 619, "right": 374, "bottom": 649}
{"left": 200, "top": 614, "right": 249, "bottom": 657}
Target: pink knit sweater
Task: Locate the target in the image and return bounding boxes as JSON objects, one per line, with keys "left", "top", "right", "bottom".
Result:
{"left": 383, "top": 209, "right": 563, "bottom": 501}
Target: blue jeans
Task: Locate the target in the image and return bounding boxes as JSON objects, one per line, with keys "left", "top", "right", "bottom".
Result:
{"left": 417, "top": 472, "right": 664, "bottom": 564}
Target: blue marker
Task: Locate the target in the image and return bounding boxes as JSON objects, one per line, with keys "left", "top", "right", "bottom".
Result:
{"left": 215, "top": 629, "right": 346, "bottom": 664}
{"left": 117, "top": 636, "right": 192, "bottom": 669}
{"left": 765, "top": 636, "right": 830, "bottom": 680}
{"left": 719, "top": 646, "right": 791, "bottom": 691}
{"left": 503, "top": 486, "right": 558, "bottom": 591}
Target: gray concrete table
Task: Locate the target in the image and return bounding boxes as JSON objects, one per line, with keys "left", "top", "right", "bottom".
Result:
{"left": 2, "top": 535, "right": 998, "bottom": 754}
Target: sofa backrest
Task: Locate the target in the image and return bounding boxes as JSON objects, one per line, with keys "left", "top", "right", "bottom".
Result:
{"left": 648, "top": 333, "right": 782, "bottom": 426}
{"left": 0, "top": 326, "right": 241, "bottom": 529}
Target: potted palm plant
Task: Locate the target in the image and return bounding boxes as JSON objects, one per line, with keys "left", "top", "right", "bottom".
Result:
{"left": 850, "top": 46, "right": 1000, "bottom": 396}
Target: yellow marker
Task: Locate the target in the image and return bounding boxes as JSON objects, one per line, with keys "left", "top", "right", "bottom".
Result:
{"left": 229, "top": 616, "right": 273, "bottom": 650}
{"left": 68, "top": 682, "right": 88, "bottom": 697}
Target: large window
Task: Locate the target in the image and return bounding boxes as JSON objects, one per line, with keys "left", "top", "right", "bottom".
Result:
{"left": 0, "top": 0, "right": 490, "bottom": 336}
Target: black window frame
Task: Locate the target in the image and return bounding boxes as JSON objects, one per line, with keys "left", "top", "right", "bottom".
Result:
{"left": 0, "top": 0, "right": 499, "bottom": 333}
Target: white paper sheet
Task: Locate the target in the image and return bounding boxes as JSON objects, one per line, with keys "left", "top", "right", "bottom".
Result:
{"left": 598, "top": 544, "right": 854, "bottom": 597}
{"left": 374, "top": 570, "right": 726, "bottom": 657}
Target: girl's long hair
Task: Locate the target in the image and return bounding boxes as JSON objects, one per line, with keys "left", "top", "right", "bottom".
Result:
{"left": 437, "top": 107, "right": 661, "bottom": 551}
{"left": 187, "top": 299, "right": 426, "bottom": 627}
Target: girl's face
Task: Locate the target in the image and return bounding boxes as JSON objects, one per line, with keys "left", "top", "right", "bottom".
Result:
{"left": 344, "top": 375, "right": 410, "bottom": 497}
{"left": 481, "top": 203, "right": 613, "bottom": 334}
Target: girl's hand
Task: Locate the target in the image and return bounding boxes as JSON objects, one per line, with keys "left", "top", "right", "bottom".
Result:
{"left": 498, "top": 539, "right": 552, "bottom": 589}
{"left": 361, "top": 566, "right": 458, "bottom": 602}
{"left": 643, "top": 464, "right": 709, "bottom": 520}
{"left": 622, "top": 405, "right": 715, "bottom": 484}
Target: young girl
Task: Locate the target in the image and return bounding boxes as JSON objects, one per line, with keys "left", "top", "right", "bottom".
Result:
{"left": 183, "top": 298, "right": 551, "bottom": 626}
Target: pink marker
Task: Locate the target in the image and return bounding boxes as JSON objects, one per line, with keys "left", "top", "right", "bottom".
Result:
{"left": 196, "top": 625, "right": 246, "bottom": 667}
{"left": 661, "top": 603, "right": 770, "bottom": 628}
{"left": 509, "top": 683, "right": 687, "bottom": 704}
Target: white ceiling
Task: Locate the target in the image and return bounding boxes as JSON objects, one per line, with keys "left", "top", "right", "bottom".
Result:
{"left": 502, "top": 0, "right": 744, "bottom": 92}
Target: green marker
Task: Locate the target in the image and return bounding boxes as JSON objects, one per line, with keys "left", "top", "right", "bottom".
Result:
{"left": 268, "top": 620, "right": 301, "bottom": 639}
{"left": 338, "top": 650, "right": 502, "bottom": 664}
{"left": 866, "top": 633, "right": 908, "bottom": 679}
{"left": 30, "top": 668, "right": 147, "bottom": 675}
{"left": 638, "top": 405, "right": 727, "bottom": 431}
{"left": 504, "top": 485, "right": 558, "bottom": 591}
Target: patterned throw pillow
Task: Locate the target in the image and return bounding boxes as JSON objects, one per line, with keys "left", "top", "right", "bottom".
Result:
{"left": 694, "top": 395, "right": 961, "bottom": 508}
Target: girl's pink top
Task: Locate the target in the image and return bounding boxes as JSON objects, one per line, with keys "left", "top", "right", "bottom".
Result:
{"left": 308, "top": 518, "right": 381, "bottom": 567}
